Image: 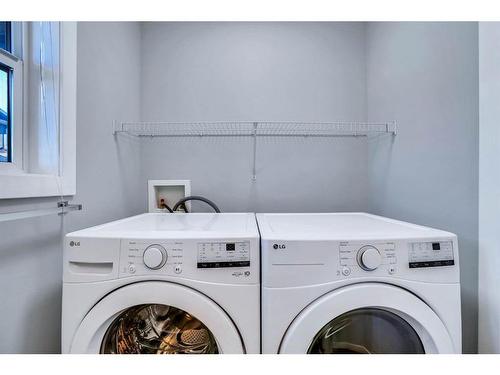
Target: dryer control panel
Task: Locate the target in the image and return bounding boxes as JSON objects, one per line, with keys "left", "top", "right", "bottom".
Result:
{"left": 408, "top": 241, "right": 454, "bottom": 268}
{"left": 261, "top": 236, "right": 459, "bottom": 288}
{"left": 339, "top": 242, "right": 397, "bottom": 276}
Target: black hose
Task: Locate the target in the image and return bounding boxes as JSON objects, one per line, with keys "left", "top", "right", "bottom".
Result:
{"left": 160, "top": 200, "right": 174, "bottom": 213}
{"left": 173, "top": 196, "right": 221, "bottom": 213}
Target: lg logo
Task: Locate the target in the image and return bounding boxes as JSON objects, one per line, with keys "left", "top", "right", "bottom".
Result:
{"left": 273, "top": 243, "right": 286, "bottom": 250}
{"left": 69, "top": 241, "right": 80, "bottom": 247}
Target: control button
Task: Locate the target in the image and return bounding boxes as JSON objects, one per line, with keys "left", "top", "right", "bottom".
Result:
{"left": 342, "top": 267, "right": 351, "bottom": 276}
{"left": 174, "top": 264, "right": 182, "bottom": 274}
{"left": 357, "top": 245, "right": 382, "bottom": 271}
{"left": 388, "top": 265, "right": 396, "bottom": 275}
{"left": 128, "top": 264, "right": 136, "bottom": 274}
{"left": 143, "top": 245, "right": 167, "bottom": 270}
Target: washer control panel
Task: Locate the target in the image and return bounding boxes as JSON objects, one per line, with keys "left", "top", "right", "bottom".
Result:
{"left": 408, "top": 241, "right": 454, "bottom": 268}
{"left": 120, "top": 241, "right": 183, "bottom": 277}
{"left": 197, "top": 242, "right": 250, "bottom": 268}
{"left": 339, "top": 242, "right": 396, "bottom": 275}
{"left": 116, "top": 238, "right": 258, "bottom": 284}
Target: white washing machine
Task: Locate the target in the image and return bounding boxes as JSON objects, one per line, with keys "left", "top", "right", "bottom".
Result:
{"left": 62, "top": 213, "right": 260, "bottom": 354}
{"left": 257, "top": 212, "right": 461, "bottom": 354}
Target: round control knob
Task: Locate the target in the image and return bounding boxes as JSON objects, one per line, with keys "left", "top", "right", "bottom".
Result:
{"left": 357, "top": 246, "right": 381, "bottom": 271}
{"left": 143, "top": 245, "right": 167, "bottom": 270}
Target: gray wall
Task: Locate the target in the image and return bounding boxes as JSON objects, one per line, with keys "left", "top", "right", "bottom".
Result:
{"left": 68, "top": 22, "right": 143, "bottom": 231}
{"left": 365, "top": 22, "right": 479, "bottom": 353}
{"left": 0, "top": 203, "right": 64, "bottom": 353}
{"left": 0, "top": 22, "right": 142, "bottom": 353}
{"left": 139, "top": 22, "right": 369, "bottom": 212}
{"left": 478, "top": 22, "right": 500, "bottom": 354}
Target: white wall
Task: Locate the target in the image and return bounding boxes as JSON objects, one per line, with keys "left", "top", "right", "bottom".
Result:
{"left": 0, "top": 22, "right": 142, "bottom": 353}
{"left": 139, "top": 22, "right": 369, "bottom": 212}
{"left": 478, "top": 22, "right": 500, "bottom": 354}
{"left": 366, "top": 22, "right": 479, "bottom": 353}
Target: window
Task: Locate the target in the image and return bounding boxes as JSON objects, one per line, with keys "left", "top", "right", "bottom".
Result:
{"left": 0, "top": 64, "right": 10, "bottom": 162}
{"left": 0, "top": 21, "right": 22, "bottom": 171}
{"left": 0, "top": 22, "right": 12, "bottom": 163}
{"left": 0, "top": 21, "right": 10, "bottom": 51}
{"left": 307, "top": 308, "right": 425, "bottom": 354}
{"left": 0, "top": 22, "right": 76, "bottom": 199}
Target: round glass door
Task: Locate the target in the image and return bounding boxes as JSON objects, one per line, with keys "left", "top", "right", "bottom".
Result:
{"left": 100, "top": 304, "right": 219, "bottom": 354}
{"left": 307, "top": 308, "right": 425, "bottom": 354}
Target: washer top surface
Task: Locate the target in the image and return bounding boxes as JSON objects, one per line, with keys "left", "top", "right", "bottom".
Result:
{"left": 257, "top": 212, "right": 455, "bottom": 241}
{"left": 67, "top": 213, "right": 258, "bottom": 239}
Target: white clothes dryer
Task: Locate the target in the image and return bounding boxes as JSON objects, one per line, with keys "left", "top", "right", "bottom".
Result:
{"left": 62, "top": 213, "right": 260, "bottom": 354}
{"left": 257, "top": 213, "right": 461, "bottom": 354}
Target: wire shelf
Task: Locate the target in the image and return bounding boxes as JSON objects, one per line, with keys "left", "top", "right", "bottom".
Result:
{"left": 113, "top": 121, "right": 396, "bottom": 138}
{"left": 113, "top": 121, "right": 396, "bottom": 181}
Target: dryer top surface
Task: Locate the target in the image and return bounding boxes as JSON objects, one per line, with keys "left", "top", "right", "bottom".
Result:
{"left": 256, "top": 212, "right": 455, "bottom": 241}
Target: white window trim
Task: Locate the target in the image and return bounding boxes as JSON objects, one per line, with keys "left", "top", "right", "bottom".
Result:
{"left": 0, "top": 22, "right": 76, "bottom": 199}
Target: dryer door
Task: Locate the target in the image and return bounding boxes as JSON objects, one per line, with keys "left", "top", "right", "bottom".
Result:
{"left": 70, "top": 281, "right": 244, "bottom": 354}
{"left": 279, "top": 283, "right": 456, "bottom": 354}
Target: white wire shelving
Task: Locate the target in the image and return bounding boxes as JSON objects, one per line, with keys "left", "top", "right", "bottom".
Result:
{"left": 113, "top": 121, "right": 396, "bottom": 138}
{"left": 113, "top": 121, "right": 396, "bottom": 180}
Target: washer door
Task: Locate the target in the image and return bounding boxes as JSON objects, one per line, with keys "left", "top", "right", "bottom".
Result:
{"left": 279, "top": 283, "right": 455, "bottom": 354}
{"left": 70, "top": 281, "right": 244, "bottom": 354}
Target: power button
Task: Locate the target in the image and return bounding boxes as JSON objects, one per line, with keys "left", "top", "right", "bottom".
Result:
{"left": 342, "top": 267, "right": 351, "bottom": 276}
{"left": 128, "top": 264, "right": 136, "bottom": 274}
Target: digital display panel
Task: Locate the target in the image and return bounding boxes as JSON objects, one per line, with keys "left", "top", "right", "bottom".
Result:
{"left": 409, "top": 241, "right": 454, "bottom": 268}
{"left": 197, "top": 242, "right": 250, "bottom": 268}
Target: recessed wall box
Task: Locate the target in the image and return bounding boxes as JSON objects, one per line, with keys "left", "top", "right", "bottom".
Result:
{"left": 148, "top": 180, "right": 191, "bottom": 213}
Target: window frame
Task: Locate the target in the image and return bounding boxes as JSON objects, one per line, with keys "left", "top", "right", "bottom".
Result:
{"left": 0, "top": 22, "right": 76, "bottom": 199}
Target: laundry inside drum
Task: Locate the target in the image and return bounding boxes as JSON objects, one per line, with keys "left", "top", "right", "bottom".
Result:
{"left": 100, "top": 304, "right": 219, "bottom": 354}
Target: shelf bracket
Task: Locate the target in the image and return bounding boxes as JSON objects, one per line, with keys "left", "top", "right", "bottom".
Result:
{"left": 58, "top": 201, "right": 83, "bottom": 215}
{"left": 112, "top": 120, "right": 123, "bottom": 136}
{"left": 387, "top": 121, "right": 397, "bottom": 136}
